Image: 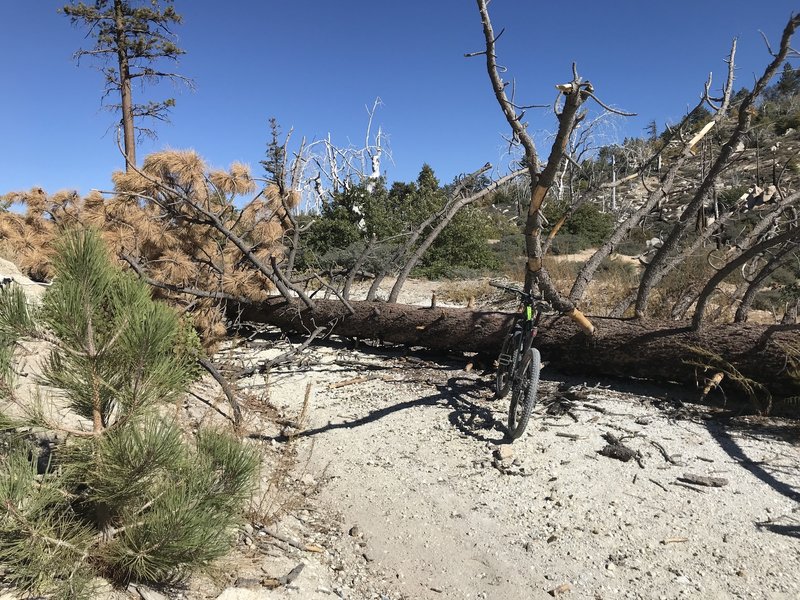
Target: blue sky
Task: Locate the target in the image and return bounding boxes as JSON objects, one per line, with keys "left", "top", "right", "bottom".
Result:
{"left": 1, "top": 1, "right": 798, "bottom": 197}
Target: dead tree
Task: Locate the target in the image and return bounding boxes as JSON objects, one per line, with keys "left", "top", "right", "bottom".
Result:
{"left": 692, "top": 225, "right": 800, "bottom": 329}
{"left": 734, "top": 244, "right": 797, "bottom": 322}
{"left": 569, "top": 88, "right": 727, "bottom": 304}
{"left": 469, "top": 0, "right": 639, "bottom": 335}
{"left": 231, "top": 296, "right": 799, "bottom": 403}
{"left": 671, "top": 190, "right": 800, "bottom": 321}
{"left": 635, "top": 16, "right": 800, "bottom": 317}
{"left": 387, "top": 166, "right": 524, "bottom": 302}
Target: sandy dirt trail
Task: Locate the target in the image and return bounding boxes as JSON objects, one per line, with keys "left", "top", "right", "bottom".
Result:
{"left": 257, "top": 340, "right": 799, "bottom": 600}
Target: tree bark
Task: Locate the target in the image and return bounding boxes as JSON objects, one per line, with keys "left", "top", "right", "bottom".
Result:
{"left": 232, "top": 298, "right": 799, "bottom": 400}
{"left": 114, "top": 0, "right": 135, "bottom": 171}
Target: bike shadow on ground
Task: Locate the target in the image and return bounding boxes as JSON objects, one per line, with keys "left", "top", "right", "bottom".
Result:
{"left": 256, "top": 375, "right": 509, "bottom": 444}
{"left": 443, "top": 376, "right": 509, "bottom": 444}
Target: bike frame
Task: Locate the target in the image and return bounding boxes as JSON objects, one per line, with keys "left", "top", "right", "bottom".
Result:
{"left": 493, "top": 283, "right": 542, "bottom": 359}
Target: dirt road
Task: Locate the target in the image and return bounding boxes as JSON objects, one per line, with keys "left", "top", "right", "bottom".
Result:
{"left": 254, "top": 341, "right": 800, "bottom": 600}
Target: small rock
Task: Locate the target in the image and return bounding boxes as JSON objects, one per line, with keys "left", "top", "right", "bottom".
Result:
{"left": 279, "top": 563, "right": 305, "bottom": 586}
{"left": 548, "top": 582, "right": 572, "bottom": 596}
{"left": 301, "top": 473, "right": 317, "bottom": 486}
{"left": 494, "top": 445, "right": 514, "bottom": 461}
{"left": 131, "top": 585, "right": 168, "bottom": 600}
{"left": 348, "top": 525, "right": 361, "bottom": 538}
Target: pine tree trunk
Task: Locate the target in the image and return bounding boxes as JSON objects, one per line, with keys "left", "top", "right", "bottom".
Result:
{"left": 233, "top": 298, "right": 800, "bottom": 401}
{"left": 114, "top": 0, "right": 136, "bottom": 171}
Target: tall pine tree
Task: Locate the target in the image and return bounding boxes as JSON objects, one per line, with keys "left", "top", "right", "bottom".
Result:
{"left": 61, "top": 1, "right": 192, "bottom": 171}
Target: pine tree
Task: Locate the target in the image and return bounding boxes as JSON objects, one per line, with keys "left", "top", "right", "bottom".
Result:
{"left": 774, "top": 62, "right": 800, "bottom": 97}
{"left": 0, "top": 229, "right": 258, "bottom": 598}
{"left": 60, "top": 0, "right": 191, "bottom": 171}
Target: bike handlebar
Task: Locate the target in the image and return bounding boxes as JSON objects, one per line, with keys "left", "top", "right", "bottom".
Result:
{"left": 489, "top": 281, "right": 541, "bottom": 303}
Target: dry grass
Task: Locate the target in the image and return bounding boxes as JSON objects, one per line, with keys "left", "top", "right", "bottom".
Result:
{"left": 589, "top": 257, "right": 640, "bottom": 315}
{"left": 437, "top": 279, "right": 493, "bottom": 305}
{"left": 246, "top": 384, "right": 318, "bottom": 527}
{"left": 542, "top": 256, "right": 581, "bottom": 287}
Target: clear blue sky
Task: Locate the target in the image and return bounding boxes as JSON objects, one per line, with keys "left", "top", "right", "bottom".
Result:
{"left": 1, "top": 1, "right": 798, "bottom": 197}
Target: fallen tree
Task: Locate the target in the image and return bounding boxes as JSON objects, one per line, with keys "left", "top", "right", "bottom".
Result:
{"left": 233, "top": 297, "right": 799, "bottom": 407}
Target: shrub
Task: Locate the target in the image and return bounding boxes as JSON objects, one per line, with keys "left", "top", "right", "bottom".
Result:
{"left": 548, "top": 232, "right": 591, "bottom": 255}
{"left": 0, "top": 230, "right": 258, "bottom": 598}
{"left": 564, "top": 202, "right": 614, "bottom": 245}
{"left": 491, "top": 233, "right": 526, "bottom": 274}
{"left": 416, "top": 206, "right": 499, "bottom": 279}
{"left": 616, "top": 227, "right": 659, "bottom": 256}
{"left": 544, "top": 201, "right": 614, "bottom": 255}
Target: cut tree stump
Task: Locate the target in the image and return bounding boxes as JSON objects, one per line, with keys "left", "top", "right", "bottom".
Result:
{"left": 231, "top": 298, "right": 800, "bottom": 401}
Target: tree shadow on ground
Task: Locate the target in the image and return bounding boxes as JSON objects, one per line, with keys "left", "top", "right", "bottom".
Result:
{"left": 755, "top": 521, "right": 800, "bottom": 539}
{"left": 705, "top": 418, "right": 800, "bottom": 539}
{"left": 251, "top": 376, "right": 508, "bottom": 444}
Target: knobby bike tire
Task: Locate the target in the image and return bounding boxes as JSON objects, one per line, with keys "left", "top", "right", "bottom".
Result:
{"left": 507, "top": 347, "right": 541, "bottom": 440}
{"left": 495, "top": 331, "right": 520, "bottom": 399}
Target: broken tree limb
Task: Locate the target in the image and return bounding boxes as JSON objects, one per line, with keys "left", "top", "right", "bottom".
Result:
{"left": 679, "top": 473, "right": 729, "bottom": 487}
{"left": 231, "top": 297, "right": 800, "bottom": 400}
{"left": 651, "top": 440, "right": 681, "bottom": 465}
{"left": 197, "top": 356, "right": 243, "bottom": 427}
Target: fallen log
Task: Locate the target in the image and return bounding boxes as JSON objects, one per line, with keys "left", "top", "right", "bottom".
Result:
{"left": 232, "top": 298, "right": 799, "bottom": 401}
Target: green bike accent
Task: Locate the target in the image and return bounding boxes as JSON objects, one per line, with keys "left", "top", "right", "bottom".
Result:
{"left": 525, "top": 305, "right": 532, "bottom": 321}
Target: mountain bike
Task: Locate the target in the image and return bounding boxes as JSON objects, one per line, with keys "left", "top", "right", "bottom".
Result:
{"left": 490, "top": 282, "right": 545, "bottom": 440}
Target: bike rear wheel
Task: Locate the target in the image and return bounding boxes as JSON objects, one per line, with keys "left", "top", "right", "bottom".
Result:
{"left": 495, "top": 332, "right": 519, "bottom": 399}
{"left": 507, "top": 347, "right": 541, "bottom": 440}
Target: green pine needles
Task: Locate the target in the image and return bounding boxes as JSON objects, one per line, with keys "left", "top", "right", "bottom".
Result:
{"left": 0, "top": 229, "right": 259, "bottom": 598}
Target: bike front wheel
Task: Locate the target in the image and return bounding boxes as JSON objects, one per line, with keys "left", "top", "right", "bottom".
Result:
{"left": 507, "top": 347, "right": 541, "bottom": 440}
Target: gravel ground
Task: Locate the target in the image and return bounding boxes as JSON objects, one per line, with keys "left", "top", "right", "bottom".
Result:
{"left": 2, "top": 264, "right": 798, "bottom": 600}
{"left": 248, "top": 339, "right": 800, "bottom": 600}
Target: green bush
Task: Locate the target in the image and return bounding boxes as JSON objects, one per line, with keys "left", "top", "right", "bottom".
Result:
{"left": 416, "top": 206, "right": 499, "bottom": 279}
{"left": 0, "top": 230, "right": 258, "bottom": 598}
{"left": 549, "top": 233, "right": 591, "bottom": 255}
{"left": 543, "top": 201, "right": 614, "bottom": 255}
{"left": 718, "top": 185, "right": 750, "bottom": 208}
{"left": 302, "top": 166, "right": 499, "bottom": 280}
{"left": 491, "top": 233, "right": 526, "bottom": 268}
{"left": 563, "top": 202, "right": 614, "bottom": 245}
{"left": 616, "top": 227, "right": 659, "bottom": 256}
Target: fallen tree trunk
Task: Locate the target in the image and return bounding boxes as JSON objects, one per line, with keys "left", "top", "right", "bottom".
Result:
{"left": 233, "top": 298, "right": 799, "bottom": 402}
